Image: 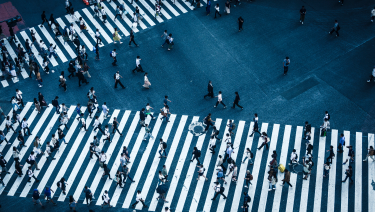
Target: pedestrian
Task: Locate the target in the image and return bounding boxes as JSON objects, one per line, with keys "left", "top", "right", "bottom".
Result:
{"left": 36, "top": 71, "right": 43, "bottom": 87}
{"left": 343, "top": 145, "right": 355, "bottom": 164}
{"left": 81, "top": 46, "right": 88, "bottom": 61}
{"left": 209, "top": 127, "right": 220, "bottom": 154}
{"left": 371, "top": 7, "right": 375, "bottom": 22}
{"left": 163, "top": 95, "right": 172, "bottom": 106}
{"left": 0, "top": 156, "right": 9, "bottom": 174}
{"left": 302, "top": 157, "right": 310, "bottom": 180}
{"left": 0, "top": 130, "right": 9, "bottom": 146}
{"left": 84, "top": 186, "right": 94, "bottom": 205}
{"left": 104, "top": 125, "right": 111, "bottom": 142}
{"left": 114, "top": 6, "right": 122, "bottom": 21}
{"left": 238, "top": 16, "right": 244, "bottom": 31}
{"left": 206, "top": 0, "right": 211, "bottom": 16}
{"left": 58, "top": 112, "right": 69, "bottom": 130}
{"left": 95, "top": 29, "right": 102, "bottom": 45}
{"left": 142, "top": 124, "right": 154, "bottom": 141}
{"left": 27, "top": 166, "right": 40, "bottom": 182}
{"left": 79, "top": 17, "right": 87, "bottom": 33}
{"left": 244, "top": 170, "right": 253, "bottom": 188}
{"left": 257, "top": 132, "right": 269, "bottom": 150}
{"left": 101, "top": 190, "right": 112, "bottom": 208}
{"left": 132, "top": 56, "right": 143, "bottom": 73}
{"left": 143, "top": 72, "right": 151, "bottom": 88}
{"left": 249, "top": 114, "right": 261, "bottom": 137}
{"left": 363, "top": 146, "right": 375, "bottom": 161}
{"left": 159, "top": 138, "right": 168, "bottom": 158}
{"left": 196, "top": 164, "right": 208, "bottom": 181}
{"left": 12, "top": 146, "right": 20, "bottom": 162}
{"left": 155, "top": 3, "right": 161, "bottom": 19}
{"left": 329, "top": 20, "right": 340, "bottom": 37}
{"left": 342, "top": 165, "right": 353, "bottom": 183}
{"left": 160, "top": 105, "right": 171, "bottom": 122}
{"left": 111, "top": 49, "right": 117, "bottom": 66}
{"left": 204, "top": 81, "right": 214, "bottom": 98}
{"left": 113, "top": 28, "right": 122, "bottom": 44}
{"left": 167, "top": 34, "right": 174, "bottom": 51}
{"left": 232, "top": 92, "right": 243, "bottom": 109}
{"left": 115, "top": 170, "right": 124, "bottom": 188}
{"left": 162, "top": 165, "right": 168, "bottom": 182}
{"left": 283, "top": 56, "right": 290, "bottom": 75}
{"left": 32, "top": 189, "right": 43, "bottom": 207}
{"left": 281, "top": 169, "right": 292, "bottom": 187}
{"left": 158, "top": 170, "right": 165, "bottom": 185}
{"left": 323, "top": 161, "right": 330, "bottom": 177}
{"left": 27, "top": 151, "right": 40, "bottom": 170}
{"left": 268, "top": 168, "right": 277, "bottom": 191}
{"left": 57, "top": 177, "right": 67, "bottom": 195}
{"left": 58, "top": 128, "right": 66, "bottom": 144}
{"left": 211, "top": 182, "right": 226, "bottom": 200}
{"left": 65, "top": 0, "right": 71, "bottom": 14}
{"left": 227, "top": 120, "right": 235, "bottom": 135}
{"left": 102, "top": 102, "right": 110, "bottom": 119}
{"left": 190, "top": 147, "right": 201, "bottom": 165}
{"left": 300, "top": 6, "right": 306, "bottom": 24}
{"left": 204, "top": 113, "right": 215, "bottom": 132}
{"left": 114, "top": 71, "right": 126, "bottom": 89}
{"left": 59, "top": 76, "right": 67, "bottom": 92}
{"left": 217, "top": 155, "right": 226, "bottom": 173}
{"left": 44, "top": 186, "right": 57, "bottom": 205}
{"left": 131, "top": 190, "right": 148, "bottom": 208}
{"left": 161, "top": 30, "right": 168, "bottom": 47}
{"left": 17, "top": 130, "right": 25, "bottom": 147}
{"left": 79, "top": 113, "right": 87, "bottom": 131}
{"left": 45, "top": 141, "right": 56, "bottom": 160}
{"left": 122, "top": 164, "right": 135, "bottom": 183}
{"left": 101, "top": 6, "right": 107, "bottom": 23}
{"left": 5, "top": 116, "right": 15, "bottom": 133}
{"left": 304, "top": 121, "right": 312, "bottom": 141}
{"left": 145, "top": 103, "right": 156, "bottom": 119}
{"left": 214, "top": 91, "right": 226, "bottom": 108}
{"left": 22, "top": 117, "right": 32, "bottom": 136}
{"left": 242, "top": 148, "right": 254, "bottom": 165}
{"left": 289, "top": 149, "right": 298, "bottom": 165}
{"left": 367, "top": 66, "right": 375, "bottom": 83}
{"left": 129, "top": 30, "right": 139, "bottom": 47}
{"left": 326, "top": 145, "right": 335, "bottom": 164}
{"left": 112, "top": 117, "right": 123, "bottom": 136}
{"left": 33, "top": 136, "right": 44, "bottom": 156}
{"left": 102, "top": 163, "right": 112, "bottom": 179}
{"left": 40, "top": 11, "right": 48, "bottom": 28}
{"left": 52, "top": 96, "right": 60, "bottom": 114}
{"left": 95, "top": 43, "right": 100, "bottom": 60}
{"left": 223, "top": 142, "right": 234, "bottom": 163}
{"left": 69, "top": 195, "right": 77, "bottom": 211}
{"left": 214, "top": 4, "right": 221, "bottom": 18}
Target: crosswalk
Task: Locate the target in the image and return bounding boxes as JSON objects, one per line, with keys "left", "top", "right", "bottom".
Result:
{"left": 0, "top": 102, "right": 374, "bottom": 212}
{"left": 0, "top": 0, "right": 206, "bottom": 87}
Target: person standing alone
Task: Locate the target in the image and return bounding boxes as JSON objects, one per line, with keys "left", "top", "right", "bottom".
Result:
{"left": 204, "top": 81, "right": 214, "bottom": 98}
{"left": 283, "top": 56, "right": 290, "bottom": 75}
{"left": 238, "top": 17, "right": 244, "bottom": 31}
{"left": 300, "top": 6, "right": 306, "bottom": 24}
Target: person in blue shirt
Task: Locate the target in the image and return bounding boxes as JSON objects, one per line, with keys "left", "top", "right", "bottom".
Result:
{"left": 329, "top": 20, "right": 340, "bottom": 37}
{"left": 338, "top": 133, "right": 345, "bottom": 153}
{"left": 163, "top": 95, "right": 171, "bottom": 106}
{"left": 44, "top": 186, "right": 57, "bottom": 206}
{"left": 32, "top": 189, "right": 43, "bottom": 207}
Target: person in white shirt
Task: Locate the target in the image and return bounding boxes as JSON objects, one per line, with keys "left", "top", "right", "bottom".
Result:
{"left": 367, "top": 66, "right": 375, "bottom": 82}
{"left": 58, "top": 113, "right": 69, "bottom": 129}
{"left": 16, "top": 89, "right": 24, "bottom": 107}
{"left": 111, "top": 49, "right": 117, "bottom": 66}
{"left": 120, "top": 153, "right": 127, "bottom": 167}
{"left": 102, "top": 102, "right": 110, "bottom": 119}
{"left": 143, "top": 72, "right": 151, "bottom": 89}
{"left": 132, "top": 56, "right": 143, "bottom": 73}
{"left": 289, "top": 149, "right": 298, "bottom": 165}
{"left": 131, "top": 190, "right": 148, "bottom": 208}
{"left": 101, "top": 7, "right": 107, "bottom": 23}
{"left": 104, "top": 125, "right": 111, "bottom": 142}
{"left": 167, "top": 34, "right": 174, "bottom": 51}
{"left": 22, "top": 118, "right": 32, "bottom": 136}
{"left": 93, "top": 116, "right": 105, "bottom": 134}
{"left": 99, "top": 151, "right": 107, "bottom": 168}
{"left": 211, "top": 181, "right": 226, "bottom": 200}
{"left": 45, "top": 141, "right": 56, "bottom": 160}
{"left": 214, "top": 91, "right": 226, "bottom": 108}
{"left": 197, "top": 164, "right": 208, "bottom": 181}
{"left": 145, "top": 103, "right": 156, "bottom": 119}
{"left": 214, "top": 4, "right": 221, "bottom": 18}
{"left": 242, "top": 148, "right": 253, "bottom": 165}
{"left": 160, "top": 105, "right": 170, "bottom": 122}
{"left": 27, "top": 166, "right": 39, "bottom": 182}
{"left": 371, "top": 7, "right": 375, "bottom": 22}
{"left": 5, "top": 116, "right": 15, "bottom": 133}
{"left": 231, "top": 164, "right": 238, "bottom": 182}
{"left": 101, "top": 190, "right": 112, "bottom": 208}
{"left": 95, "top": 29, "right": 102, "bottom": 45}
{"left": 79, "top": 115, "right": 87, "bottom": 131}
{"left": 38, "top": 40, "right": 47, "bottom": 56}
{"left": 143, "top": 124, "right": 154, "bottom": 141}
{"left": 28, "top": 151, "right": 39, "bottom": 170}
{"left": 158, "top": 171, "right": 165, "bottom": 185}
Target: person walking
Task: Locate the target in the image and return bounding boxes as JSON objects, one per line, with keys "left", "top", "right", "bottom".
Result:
{"left": 238, "top": 16, "right": 244, "bottom": 31}
{"left": 300, "top": 6, "right": 306, "bottom": 24}
{"left": 323, "top": 161, "right": 330, "bottom": 177}
{"left": 32, "top": 189, "right": 43, "bottom": 207}
{"left": 114, "top": 71, "right": 126, "bottom": 89}
{"left": 122, "top": 164, "right": 135, "bottom": 183}
{"left": 232, "top": 92, "right": 243, "bottom": 109}
{"left": 159, "top": 138, "right": 168, "bottom": 158}
{"left": 257, "top": 132, "right": 269, "bottom": 150}
{"left": 268, "top": 168, "right": 277, "bottom": 191}
{"left": 5, "top": 116, "right": 15, "bottom": 133}
{"left": 223, "top": 142, "right": 234, "bottom": 163}
{"left": 79, "top": 113, "right": 87, "bottom": 131}
{"left": 15, "top": 89, "right": 24, "bottom": 108}
{"left": 27, "top": 166, "right": 40, "bottom": 182}
{"left": 367, "top": 66, "right": 375, "bottom": 82}
{"left": 281, "top": 169, "right": 292, "bottom": 187}
{"left": 101, "top": 190, "right": 112, "bottom": 208}
{"left": 22, "top": 117, "right": 32, "bottom": 136}
{"left": 27, "top": 151, "right": 40, "bottom": 170}
{"left": 95, "top": 29, "right": 102, "bottom": 45}
{"left": 204, "top": 113, "right": 215, "bottom": 132}
{"left": 242, "top": 148, "right": 254, "bottom": 165}
{"left": 209, "top": 126, "right": 220, "bottom": 154}
{"left": 142, "top": 124, "right": 154, "bottom": 141}
{"left": 206, "top": 0, "right": 211, "bottom": 16}
{"left": 143, "top": 72, "right": 151, "bottom": 89}
{"left": 40, "top": 11, "right": 49, "bottom": 28}
{"left": 102, "top": 102, "right": 110, "bottom": 119}
{"left": 101, "top": 6, "right": 107, "bottom": 23}
{"left": 145, "top": 103, "right": 156, "bottom": 120}
{"left": 161, "top": 30, "right": 168, "bottom": 47}
{"left": 338, "top": 133, "right": 345, "bottom": 153}
{"left": 204, "top": 81, "right": 214, "bottom": 98}
{"left": 129, "top": 30, "right": 139, "bottom": 47}
{"left": 371, "top": 7, "right": 375, "bottom": 22}
{"left": 214, "top": 4, "right": 222, "bottom": 18}
{"left": 244, "top": 170, "right": 253, "bottom": 188}
{"left": 115, "top": 170, "right": 124, "bottom": 188}
{"left": 283, "top": 56, "right": 290, "bottom": 75}
{"left": 113, "top": 28, "right": 122, "bottom": 44}
{"left": 139, "top": 108, "right": 146, "bottom": 127}
{"left": 111, "top": 49, "right": 117, "bottom": 66}
{"left": 190, "top": 147, "right": 201, "bottom": 165}
{"left": 132, "top": 56, "right": 143, "bottom": 73}
{"left": 0, "top": 156, "right": 9, "bottom": 174}
{"left": 343, "top": 145, "right": 355, "bottom": 164}
{"left": 329, "top": 20, "right": 340, "bottom": 37}
{"left": 57, "top": 177, "right": 67, "bottom": 195}
{"left": 59, "top": 76, "right": 67, "bottom": 92}
{"left": 52, "top": 96, "right": 60, "bottom": 114}
{"left": 44, "top": 187, "right": 57, "bottom": 205}
{"left": 45, "top": 141, "right": 56, "bottom": 160}
{"left": 114, "top": 6, "right": 122, "bottom": 21}
{"left": 131, "top": 190, "right": 148, "bottom": 208}
{"left": 326, "top": 145, "right": 335, "bottom": 164}
{"left": 95, "top": 43, "right": 100, "bottom": 60}
{"left": 162, "top": 165, "right": 168, "bottom": 182}
{"left": 167, "top": 34, "right": 174, "bottom": 51}
{"left": 197, "top": 164, "right": 208, "bottom": 181}
{"left": 214, "top": 91, "right": 226, "bottom": 108}
{"left": 249, "top": 113, "right": 260, "bottom": 137}
{"left": 84, "top": 186, "right": 94, "bottom": 205}
{"left": 363, "top": 146, "right": 375, "bottom": 161}
{"left": 0, "top": 131, "right": 9, "bottom": 146}
{"left": 102, "top": 163, "right": 112, "bottom": 179}
{"left": 211, "top": 182, "right": 226, "bottom": 200}
{"left": 160, "top": 105, "right": 170, "bottom": 122}
{"left": 342, "top": 165, "right": 353, "bottom": 183}
{"left": 112, "top": 116, "right": 123, "bottom": 136}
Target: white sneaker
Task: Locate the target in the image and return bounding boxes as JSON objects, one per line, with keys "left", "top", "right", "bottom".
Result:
{"left": 302, "top": 22, "right": 303, "bottom": 24}
{"left": 244, "top": 185, "right": 248, "bottom": 188}
{"left": 114, "top": 42, "right": 117, "bottom": 44}
{"left": 367, "top": 80, "right": 371, "bottom": 83}
{"left": 120, "top": 42, "right": 123, "bottom": 44}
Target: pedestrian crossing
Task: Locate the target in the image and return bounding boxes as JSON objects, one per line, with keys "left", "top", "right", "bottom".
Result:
{"left": 0, "top": 102, "right": 374, "bottom": 212}
{"left": 1, "top": 0, "right": 206, "bottom": 87}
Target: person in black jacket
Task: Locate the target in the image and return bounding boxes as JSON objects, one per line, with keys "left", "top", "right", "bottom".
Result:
{"left": 77, "top": 70, "right": 89, "bottom": 87}
{"left": 0, "top": 156, "right": 10, "bottom": 174}
{"left": 304, "top": 121, "right": 311, "bottom": 140}
{"left": 204, "top": 81, "right": 214, "bottom": 98}
{"left": 232, "top": 92, "right": 243, "bottom": 109}
{"left": 139, "top": 108, "right": 146, "bottom": 127}
{"left": 249, "top": 113, "right": 260, "bottom": 137}
{"left": 40, "top": 11, "right": 48, "bottom": 28}
{"left": 342, "top": 165, "right": 353, "bottom": 183}
{"left": 190, "top": 147, "right": 201, "bottom": 165}
{"left": 73, "top": 36, "right": 80, "bottom": 54}
{"left": 52, "top": 96, "right": 60, "bottom": 114}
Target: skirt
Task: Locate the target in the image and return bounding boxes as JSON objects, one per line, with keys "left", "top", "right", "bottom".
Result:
{"left": 226, "top": 7, "right": 230, "bottom": 14}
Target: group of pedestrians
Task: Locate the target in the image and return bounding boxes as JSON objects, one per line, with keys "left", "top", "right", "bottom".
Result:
{"left": 204, "top": 81, "right": 244, "bottom": 110}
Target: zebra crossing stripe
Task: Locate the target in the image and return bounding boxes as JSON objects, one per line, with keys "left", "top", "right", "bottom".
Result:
{"left": 50, "top": 23, "right": 77, "bottom": 59}
{"left": 74, "top": 11, "right": 105, "bottom": 49}
{"left": 313, "top": 129, "right": 327, "bottom": 212}
{"left": 0, "top": 104, "right": 52, "bottom": 195}
{"left": 368, "top": 133, "right": 375, "bottom": 210}
{"left": 247, "top": 123, "right": 269, "bottom": 212}
{"left": 62, "top": 14, "right": 95, "bottom": 51}
{"left": 123, "top": 114, "right": 164, "bottom": 208}
{"left": 341, "top": 130, "right": 350, "bottom": 212}
{"left": 216, "top": 121, "right": 245, "bottom": 212}
{"left": 134, "top": 114, "right": 176, "bottom": 210}
{"left": 102, "top": 3, "right": 131, "bottom": 36}
{"left": 93, "top": 111, "right": 140, "bottom": 206}
{"left": 149, "top": 0, "right": 173, "bottom": 19}
{"left": 7, "top": 106, "right": 62, "bottom": 196}
{"left": 230, "top": 121, "right": 254, "bottom": 212}
{"left": 355, "top": 132, "right": 362, "bottom": 212}
{"left": 148, "top": 115, "right": 189, "bottom": 211}
{"left": 89, "top": 5, "right": 123, "bottom": 40}
{"left": 0, "top": 108, "right": 14, "bottom": 131}
{"left": 137, "top": 0, "right": 164, "bottom": 23}
{"left": 174, "top": 1, "right": 189, "bottom": 13}
{"left": 116, "top": 0, "right": 149, "bottom": 29}
{"left": 38, "top": 25, "right": 68, "bottom": 63}
{"left": 60, "top": 110, "right": 120, "bottom": 201}
{"left": 257, "top": 124, "right": 280, "bottom": 212}
{"left": 19, "top": 106, "right": 76, "bottom": 197}
{"left": 82, "top": 8, "right": 114, "bottom": 44}
{"left": 160, "top": 0, "right": 180, "bottom": 16}
{"left": 107, "top": 1, "right": 138, "bottom": 34}
{"left": 3, "top": 38, "right": 30, "bottom": 79}
{"left": 202, "top": 120, "right": 232, "bottom": 212}
{"left": 327, "top": 129, "right": 338, "bottom": 212}
{"left": 72, "top": 110, "right": 129, "bottom": 201}
{"left": 1, "top": 80, "right": 9, "bottom": 87}
{"left": 19, "top": 30, "right": 46, "bottom": 67}
{"left": 14, "top": 35, "right": 30, "bottom": 62}
{"left": 173, "top": 117, "right": 210, "bottom": 212}
{"left": 35, "top": 107, "right": 89, "bottom": 196}
{"left": 180, "top": 0, "right": 195, "bottom": 10}
{"left": 272, "top": 125, "right": 292, "bottom": 212}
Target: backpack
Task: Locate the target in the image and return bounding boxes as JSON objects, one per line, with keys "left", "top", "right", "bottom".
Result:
{"left": 57, "top": 181, "right": 61, "bottom": 187}
{"left": 196, "top": 150, "right": 201, "bottom": 157}
{"left": 114, "top": 74, "right": 116, "bottom": 79}
{"left": 250, "top": 151, "right": 254, "bottom": 158}
{"left": 232, "top": 123, "right": 236, "bottom": 130}
{"left": 119, "top": 5, "right": 124, "bottom": 11}
{"left": 162, "top": 142, "right": 167, "bottom": 149}
{"left": 249, "top": 174, "right": 253, "bottom": 180}
{"left": 109, "top": 51, "right": 113, "bottom": 57}
{"left": 220, "top": 186, "right": 225, "bottom": 192}
{"left": 295, "top": 154, "right": 298, "bottom": 160}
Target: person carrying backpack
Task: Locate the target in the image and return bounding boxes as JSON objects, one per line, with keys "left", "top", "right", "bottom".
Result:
{"left": 211, "top": 182, "right": 226, "bottom": 200}
{"left": 159, "top": 138, "right": 168, "bottom": 158}
{"left": 190, "top": 147, "right": 201, "bottom": 165}
{"left": 57, "top": 177, "right": 67, "bottom": 195}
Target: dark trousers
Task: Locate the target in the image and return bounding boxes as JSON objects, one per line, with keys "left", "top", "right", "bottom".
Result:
{"left": 112, "top": 127, "right": 121, "bottom": 135}
{"left": 212, "top": 191, "right": 226, "bottom": 200}
{"left": 258, "top": 142, "right": 269, "bottom": 150}
{"left": 204, "top": 92, "right": 214, "bottom": 98}
{"left": 41, "top": 18, "right": 49, "bottom": 26}
{"left": 123, "top": 174, "right": 134, "bottom": 183}
{"left": 78, "top": 78, "right": 88, "bottom": 86}
{"left": 132, "top": 200, "right": 146, "bottom": 207}
{"left": 342, "top": 175, "right": 353, "bottom": 183}
{"left": 214, "top": 10, "right": 221, "bottom": 18}
{"left": 114, "top": 14, "right": 122, "bottom": 20}
{"left": 132, "top": 65, "right": 144, "bottom": 73}
{"left": 23, "top": 127, "right": 31, "bottom": 135}
{"left": 330, "top": 29, "right": 339, "bottom": 36}
{"left": 5, "top": 125, "right": 15, "bottom": 133}
{"left": 80, "top": 123, "right": 87, "bottom": 131}
{"left": 250, "top": 129, "right": 261, "bottom": 137}
{"left": 245, "top": 179, "right": 252, "bottom": 186}
{"left": 191, "top": 155, "right": 201, "bottom": 165}
{"left": 223, "top": 153, "right": 230, "bottom": 163}
{"left": 239, "top": 23, "right": 243, "bottom": 31}
{"left": 232, "top": 101, "right": 243, "bottom": 109}
{"left": 326, "top": 156, "right": 333, "bottom": 164}
{"left": 115, "top": 79, "right": 125, "bottom": 88}
{"left": 85, "top": 195, "right": 92, "bottom": 204}
{"left": 96, "top": 37, "right": 102, "bottom": 44}
{"left": 284, "top": 66, "right": 288, "bottom": 74}
{"left": 94, "top": 126, "right": 105, "bottom": 134}
{"left": 55, "top": 105, "right": 60, "bottom": 114}
{"left": 129, "top": 39, "right": 137, "bottom": 46}
{"left": 90, "top": 151, "right": 99, "bottom": 159}
{"left": 112, "top": 56, "right": 117, "bottom": 66}
{"left": 205, "top": 122, "right": 213, "bottom": 131}
{"left": 215, "top": 101, "right": 226, "bottom": 107}
{"left": 283, "top": 181, "right": 292, "bottom": 187}
{"left": 28, "top": 175, "right": 38, "bottom": 181}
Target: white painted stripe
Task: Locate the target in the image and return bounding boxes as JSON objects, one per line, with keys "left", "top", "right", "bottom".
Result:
{"left": 55, "top": 18, "right": 77, "bottom": 50}
{"left": 108, "top": 1, "right": 139, "bottom": 33}
{"left": 20, "top": 106, "right": 75, "bottom": 197}
{"left": 216, "top": 121, "right": 245, "bottom": 212}
{"left": 313, "top": 129, "right": 327, "bottom": 212}
{"left": 19, "top": 31, "right": 46, "bottom": 67}
{"left": 158, "top": 0, "right": 180, "bottom": 16}
{"left": 82, "top": 8, "right": 114, "bottom": 44}
{"left": 180, "top": 0, "right": 195, "bottom": 10}
{"left": 257, "top": 124, "right": 280, "bottom": 212}
{"left": 7, "top": 106, "right": 62, "bottom": 196}
{"left": 89, "top": 5, "right": 124, "bottom": 40}
{"left": 135, "top": 0, "right": 164, "bottom": 23}
{"left": 62, "top": 14, "right": 96, "bottom": 51}
{"left": 299, "top": 127, "right": 315, "bottom": 212}
{"left": 0, "top": 103, "right": 30, "bottom": 153}
{"left": 327, "top": 129, "right": 338, "bottom": 212}
{"left": 202, "top": 120, "right": 235, "bottom": 212}
{"left": 50, "top": 24, "right": 77, "bottom": 59}
{"left": 230, "top": 121, "right": 254, "bottom": 212}
{"left": 102, "top": 3, "right": 130, "bottom": 36}
{"left": 149, "top": 0, "right": 173, "bottom": 19}
{"left": 38, "top": 25, "right": 68, "bottom": 63}
{"left": 116, "top": 0, "right": 149, "bottom": 29}
{"left": 0, "top": 104, "right": 52, "bottom": 195}
{"left": 1, "top": 80, "right": 9, "bottom": 87}
{"left": 150, "top": 117, "right": 199, "bottom": 210}
{"left": 60, "top": 110, "right": 121, "bottom": 201}
{"left": 248, "top": 123, "right": 269, "bottom": 212}
{"left": 3, "top": 38, "right": 30, "bottom": 78}
{"left": 36, "top": 107, "right": 88, "bottom": 195}
{"left": 174, "top": 0, "right": 189, "bottom": 13}
{"left": 50, "top": 108, "right": 99, "bottom": 198}
{"left": 29, "top": 28, "right": 59, "bottom": 66}
{"left": 285, "top": 126, "right": 304, "bottom": 212}
{"left": 368, "top": 133, "right": 375, "bottom": 211}
{"left": 92, "top": 111, "right": 141, "bottom": 205}
{"left": 355, "top": 132, "right": 362, "bottom": 212}
{"left": 11, "top": 77, "right": 19, "bottom": 83}
{"left": 134, "top": 114, "right": 176, "bottom": 210}
{"left": 341, "top": 130, "right": 350, "bottom": 212}
{"left": 173, "top": 117, "right": 212, "bottom": 211}
{"left": 148, "top": 115, "right": 188, "bottom": 211}
{"left": 272, "top": 125, "right": 292, "bottom": 212}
